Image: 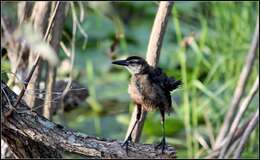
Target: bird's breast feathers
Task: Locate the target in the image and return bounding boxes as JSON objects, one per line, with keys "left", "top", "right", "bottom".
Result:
{"left": 128, "top": 74, "right": 171, "bottom": 111}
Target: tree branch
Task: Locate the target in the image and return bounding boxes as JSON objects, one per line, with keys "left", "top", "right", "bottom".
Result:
{"left": 219, "top": 76, "right": 259, "bottom": 158}
{"left": 43, "top": 2, "right": 67, "bottom": 120}
{"left": 14, "top": 2, "right": 60, "bottom": 109}
{"left": 233, "top": 108, "right": 259, "bottom": 158}
{"left": 215, "top": 15, "right": 259, "bottom": 149}
{"left": 125, "top": 1, "right": 174, "bottom": 143}
{"left": 24, "top": 2, "right": 52, "bottom": 108}
{"left": 2, "top": 82, "right": 176, "bottom": 159}
{"left": 205, "top": 116, "right": 253, "bottom": 159}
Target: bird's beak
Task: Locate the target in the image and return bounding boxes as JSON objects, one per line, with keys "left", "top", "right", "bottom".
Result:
{"left": 112, "top": 60, "right": 128, "bottom": 66}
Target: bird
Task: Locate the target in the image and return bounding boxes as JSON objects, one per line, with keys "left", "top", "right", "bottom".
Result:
{"left": 112, "top": 56, "right": 181, "bottom": 153}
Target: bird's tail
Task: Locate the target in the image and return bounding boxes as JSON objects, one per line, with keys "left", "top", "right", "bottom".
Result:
{"left": 167, "top": 78, "right": 182, "bottom": 91}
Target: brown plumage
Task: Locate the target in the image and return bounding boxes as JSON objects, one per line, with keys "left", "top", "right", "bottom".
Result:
{"left": 129, "top": 68, "right": 180, "bottom": 113}
{"left": 112, "top": 56, "right": 181, "bottom": 153}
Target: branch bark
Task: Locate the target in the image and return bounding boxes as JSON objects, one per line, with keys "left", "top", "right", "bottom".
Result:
{"left": 2, "top": 128, "right": 62, "bottom": 158}
{"left": 125, "top": 1, "right": 174, "bottom": 143}
{"left": 214, "top": 16, "right": 259, "bottom": 149}
{"left": 2, "top": 82, "right": 176, "bottom": 159}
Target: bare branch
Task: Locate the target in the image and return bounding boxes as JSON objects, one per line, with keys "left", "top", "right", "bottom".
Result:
{"left": 2, "top": 82, "right": 176, "bottom": 159}
{"left": 125, "top": 1, "right": 174, "bottom": 143}
{"left": 14, "top": 2, "right": 60, "bottom": 109}
{"left": 59, "top": 2, "right": 77, "bottom": 115}
{"left": 25, "top": 2, "right": 52, "bottom": 108}
{"left": 145, "top": 2, "right": 174, "bottom": 67}
{"left": 215, "top": 16, "right": 259, "bottom": 149}
{"left": 17, "top": 2, "right": 34, "bottom": 25}
{"left": 233, "top": 109, "right": 259, "bottom": 158}
{"left": 43, "top": 2, "right": 67, "bottom": 120}
{"left": 205, "top": 117, "right": 252, "bottom": 158}
{"left": 219, "top": 76, "right": 259, "bottom": 158}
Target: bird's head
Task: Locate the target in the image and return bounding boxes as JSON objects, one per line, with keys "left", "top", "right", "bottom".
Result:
{"left": 112, "top": 56, "right": 149, "bottom": 74}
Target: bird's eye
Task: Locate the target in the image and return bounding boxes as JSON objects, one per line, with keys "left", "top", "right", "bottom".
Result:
{"left": 128, "top": 61, "right": 135, "bottom": 64}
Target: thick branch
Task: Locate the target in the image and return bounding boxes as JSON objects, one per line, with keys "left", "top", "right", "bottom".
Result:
{"left": 1, "top": 82, "right": 176, "bottom": 159}
{"left": 125, "top": 1, "right": 174, "bottom": 143}
{"left": 2, "top": 128, "right": 62, "bottom": 158}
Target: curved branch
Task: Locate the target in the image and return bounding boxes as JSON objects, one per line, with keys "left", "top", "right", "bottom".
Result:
{"left": 1, "top": 82, "right": 176, "bottom": 159}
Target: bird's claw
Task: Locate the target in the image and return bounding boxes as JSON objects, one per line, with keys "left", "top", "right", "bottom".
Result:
{"left": 155, "top": 137, "right": 167, "bottom": 154}
{"left": 121, "top": 136, "right": 132, "bottom": 155}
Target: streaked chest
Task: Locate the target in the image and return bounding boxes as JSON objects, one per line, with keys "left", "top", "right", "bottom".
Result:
{"left": 128, "top": 75, "right": 145, "bottom": 105}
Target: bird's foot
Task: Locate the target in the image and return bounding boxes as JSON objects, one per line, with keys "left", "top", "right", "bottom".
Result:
{"left": 155, "top": 137, "right": 167, "bottom": 154}
{"left": 121, "top": 136, "right": 132, "bottom": 155}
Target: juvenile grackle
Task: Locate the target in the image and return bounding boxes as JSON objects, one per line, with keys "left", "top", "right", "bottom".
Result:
{"left": 112, "top": 56, "right": 181, "bottom": 153}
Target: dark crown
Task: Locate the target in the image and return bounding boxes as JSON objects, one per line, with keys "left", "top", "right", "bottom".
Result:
{"left": 126, "top": 56, "right": 147, "bottom": 65}
{"left": 126, "top": 56, "right": 144, "bottom": 61}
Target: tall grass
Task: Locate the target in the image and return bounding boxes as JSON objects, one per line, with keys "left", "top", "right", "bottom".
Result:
{"left": 169, "top": 2, "right": 258, "bottom": 158}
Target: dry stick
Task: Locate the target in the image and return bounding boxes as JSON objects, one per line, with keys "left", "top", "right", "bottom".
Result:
{"left": 125, "top": 1, "right": 174, "bottom": 142}
{"left": 1, "top": 17, "right": 17, "bottom": 61}
{"left": 233, "top": 109, "right": 259, "bottom": 158}
{"left": 13, "top": 2, "right": 61, "bottom": 109}
{"left": 219, "top": 76, "right": 259, "bottom": 158}
{"left": 43, "top": 2, "right": 67, "bottom": 120}
{"left": 17, "top": 2, "right": 34, "bottom": 25}
{"left": 214, "top": 16, "right": 259, "bottom": 149}
{"left": 205, "top": 117, "right": 252, "bottom": 158}
{"left": 225, "top": 137, "right": 241, "bottom": 158}
{"left": 26, "top": 2, "right": 52, "bottom": 108}
{"left": 59, "top": 1, "right": 77, "bottom": 115}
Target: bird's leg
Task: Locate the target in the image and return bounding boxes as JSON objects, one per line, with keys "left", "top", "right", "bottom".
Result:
{"left": 155, "top": 109, "right": 167, "bottom": 153}
{"left": 122, "top": 104, "right": 142, "bottom": 154}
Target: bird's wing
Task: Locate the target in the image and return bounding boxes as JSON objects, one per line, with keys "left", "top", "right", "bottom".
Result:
{"left": 149, "top": 67, "right": 182, "bottom": 92}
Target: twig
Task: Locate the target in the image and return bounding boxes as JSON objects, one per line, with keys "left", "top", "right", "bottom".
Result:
{"left": 205, "top": 117, "right": 252, "bottom": 158}
{"left": 1, "top": 17, "right": 16, "bottom": 58}
{"left": 125, "top": 1, "right": 174, "bottom": 143}
{"left": 77, "top": 1, "right": 85, "bottom": 22}
{"left": 58, "top": 2, "right": 77, "bottom": 115}
{"left": 225, "top": 137, "right": 240, "bottom": 158}
{"left": 2, "top": 82, "right": 176, "bottom": 159}
{"left": 13, "top": 2, "right": 61, "bottom": 109}
{"left": 233, "top": 109, "right": 259, "bottom": 158}
{"left": 1, "top": 85, "right": 16, "bottom": 118}
{"left": 219, "top": 76, "right": 259, "bottom": 158}
{"left": 215, "top": 16, "right": 259, "bottom": 149}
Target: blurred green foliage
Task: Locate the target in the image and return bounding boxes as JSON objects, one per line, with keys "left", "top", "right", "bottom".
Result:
{"left": 1, "top": 1, "right": 259, "bottom": 158}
